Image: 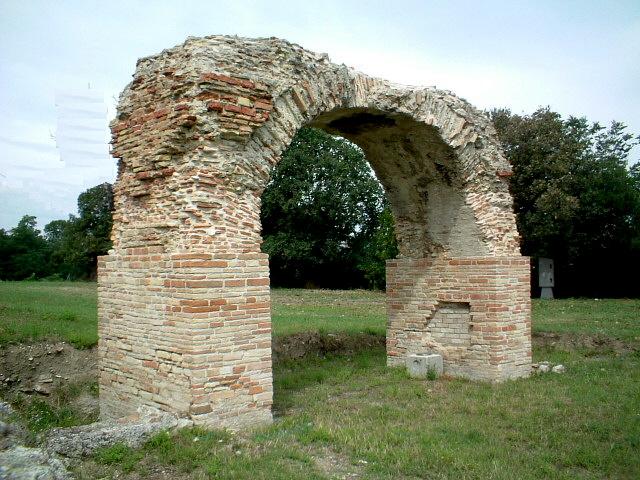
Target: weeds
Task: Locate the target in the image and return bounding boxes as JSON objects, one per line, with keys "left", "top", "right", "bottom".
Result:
{"left": 8, "top": 380, "right": 99, "bottom": 434}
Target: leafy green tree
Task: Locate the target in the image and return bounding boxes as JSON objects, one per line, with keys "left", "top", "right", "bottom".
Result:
{"left": 44, "top": 218, "right": 77, "bottom": 279}
{"left": 44, "top": 183, "right": 114, "bottom": 279}
{"left": 0, "top": 215, "right": 51, "bottom": 280}
{"left": 0, "top": 228, "right": 11, "bottom": 279}
{"left": 355, "top": 207, "right": 399, "bottom": 289}
{"left": 261, "top": 128, "right": 397, "bottom": 288}
{"left": 491, "top": 108, "right": 640, "bottom": 296}
{"left": 0, "top": 183, "right": 113, "bottom": 281}
{"left": 74, "top": 182, "right": 114, "bottom": 278}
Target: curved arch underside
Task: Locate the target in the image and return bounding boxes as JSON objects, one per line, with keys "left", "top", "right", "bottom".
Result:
{"left": 99, "top": 36, "right": 531, "bottom": 429}
{"left": 310, "top": 108, "right": 487, "bottom": 257}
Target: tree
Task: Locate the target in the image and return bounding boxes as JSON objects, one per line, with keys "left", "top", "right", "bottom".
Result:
{"left": 356, "top": 207, "right": 399, "bottom": 289}
{"left": 0, "top": 228, "right": 11, "bottom": 279}
{"left": 490, "top": 108, "right": 640, "bottom": 296}
{"left": 74, "top": 182, "right": 114, "bottom": 278}
{"left": 261, "top": 128, "right": 397, "bottom": 288}
{"left": 0, "top": 215, "right": 51, "bottom": 280}
{"left": 0, "top": 183, "right": 114, "bottom": 281}
{"left": 45, "top": 183, "right": 114, "bottom": 279}
{"left": 44, "top": 218, "right": 78, "bottom": 279}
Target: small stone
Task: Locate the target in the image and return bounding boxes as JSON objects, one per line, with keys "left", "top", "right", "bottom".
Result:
{"left": 0, "top": 402, "right": 13, "bottom": 415}
{"left": 35, "top": 383, "right": 52, "bottom": 395}
{"left": 538, "top": 364, "right": 551, "bottom": 373}
{"left": 552, "top": 365, "right": 565, "bottom": 374}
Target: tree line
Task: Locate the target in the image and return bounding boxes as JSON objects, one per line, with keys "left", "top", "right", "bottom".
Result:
{"left": 1, "top": 107, "right": 638, "bottom": 296}
{"left": 0, "top": 183, "right": 113, "bottom": 280}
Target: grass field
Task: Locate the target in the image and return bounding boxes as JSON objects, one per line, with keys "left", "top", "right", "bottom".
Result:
{"left": 2, "top": 281, "right": 639, "bottom": 346}
{"left": 0, "top": 281, "right": 98, "bottom": 348}
{"left": 1, "top": 281, "right": 640, "bottom": 479}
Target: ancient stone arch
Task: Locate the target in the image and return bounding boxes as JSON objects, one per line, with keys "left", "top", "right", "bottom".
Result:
{"left": 99, "top": 35, "right": 531, "bottom": 429}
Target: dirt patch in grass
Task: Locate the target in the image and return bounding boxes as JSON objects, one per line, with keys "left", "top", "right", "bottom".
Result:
{"left": 0, "top": 332, "right": 384, "bottom": 426}
{"left": 76, "top": 458, "right": 196, "bottom": 480}
{"left": 272, "top": 332, "right": 385, "bottom": 362}
{"left": 308, "top": 444, "right": 368, "bottom": 479}
{"left": 5, "top": 330, "right": 635, "bottom": 412}
{"left": 533, "top": 330, "right": 639, "bottom": 355}
{"left": 0, "top": 342, "right": 97, "bottom": 397}
{"left": 0, "top": 341, "right": 99, "bottom": 432}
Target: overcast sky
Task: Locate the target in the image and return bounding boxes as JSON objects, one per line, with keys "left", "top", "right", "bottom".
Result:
{"left": 1, "top": 0, "right": 638, "bottom": 230}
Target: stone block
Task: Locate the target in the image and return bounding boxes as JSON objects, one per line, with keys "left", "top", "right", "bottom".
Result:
{"left": 406, "top": 354, "right": 443, "bottom": 378}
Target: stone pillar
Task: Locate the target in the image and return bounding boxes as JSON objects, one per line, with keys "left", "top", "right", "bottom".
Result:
{"left": 98, "top": 250, "right": 273, "bottom": 429}
{"left": 386, "top": 255, "right": 531, "bottom": 381}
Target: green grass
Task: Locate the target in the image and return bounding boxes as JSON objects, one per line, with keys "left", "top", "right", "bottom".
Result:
{"left": 3, "top": 281, "right": 638, "bottom": 346}
{"left": 0, "top": 281, "right": 97, "bottom": 348}
{"left": 89, "top": 427, "right": 325, "bottom": 479}
{"left": 533, "top": 298, "right": 640, "bottom": 341}
{"left": 1, "top": 281, "right": 639, "bottom": 478}
{"left": 0, "top": 283, "right": 386, "bottom": 346}
{"left": 271, "top": 288, "right": 386, "bottom": 336}
{"left": 82, "top": 346, "right": 640, "bottom": 479}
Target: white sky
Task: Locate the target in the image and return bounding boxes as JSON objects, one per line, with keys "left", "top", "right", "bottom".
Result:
{"left": 1, "top": 0, "right": 639, "bottom": 230}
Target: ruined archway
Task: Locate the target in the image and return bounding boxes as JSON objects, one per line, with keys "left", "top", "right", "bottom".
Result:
{"left": 98, "top": 35, "right": 531, "bottom": 430}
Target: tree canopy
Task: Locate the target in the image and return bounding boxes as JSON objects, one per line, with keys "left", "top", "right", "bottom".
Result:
{"left": 491, "top": 108, "right": 640, "bottom": 296}
{"left": 0, "top": 215, "right": 50, "bottom": 280}
{"left": 261, "top": 128, "right": 397, "bottom": 289}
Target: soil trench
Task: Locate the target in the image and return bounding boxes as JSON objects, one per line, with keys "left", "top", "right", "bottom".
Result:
{"left": 0, "top": 332, "right": 386, "bottom": 402}
{"left": 2, "top": 330, "right": 637, "bottom": 416}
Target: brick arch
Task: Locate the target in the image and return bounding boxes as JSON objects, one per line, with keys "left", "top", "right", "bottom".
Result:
{"left": 249, "top": 87, "right": 520, "bottom": 259}
{"left": 99, "top": 36, "right": 531, "bottom": 430}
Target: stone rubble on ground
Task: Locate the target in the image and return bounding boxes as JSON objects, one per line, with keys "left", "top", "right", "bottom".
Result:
{"left": 406, "top": 353, "right": 444, "bottom": 378}
{"left": 0, "top": 401, "right": 70, "bottom": 479}
{"left": 45, "top": 405, "right": 192, "bottom": 458}
{"left": 0, "top": 399, "right": 189, "bottom": 479}
{"left": 531, "top": 361, "right": 566, "bottom": 374}
{"left": 0, "top": 446, "right": 69, "bottom": 480}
